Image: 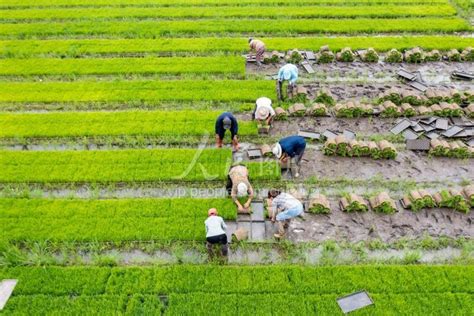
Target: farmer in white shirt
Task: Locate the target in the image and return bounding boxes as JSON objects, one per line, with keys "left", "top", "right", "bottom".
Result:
{"left": 267, "top": 189, "right": 303, "bottom": 239}
{"left": 204, "top": 208, "right": 228, "bottom": 257}
{"left": 253, "top": 96, "right": 276, "bottom": 126}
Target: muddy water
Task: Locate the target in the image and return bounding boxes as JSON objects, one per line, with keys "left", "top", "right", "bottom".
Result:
{"left": 298, "top": 148, "right": 473, "bottom": 183}
{"left": 289, "top": 207, "right": 474, "bottom": 243}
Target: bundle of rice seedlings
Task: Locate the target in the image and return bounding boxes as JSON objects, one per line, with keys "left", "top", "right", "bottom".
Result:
{"left": 370, "top": 192, "right": 397, "bottom": 214}
{"left": 336, "top": 47, "right": 355, "bottom": 62}
{"left": 404, "top": 47, "right": 424, "bottom": 63}
{"left": 449, "top": 88, "right": 462, "bottom": 104}
{"left": 401, "top": 89, "right": 424, "bottom": 106}
{"left": 378, "top": 88, "right": 402, "bottom": 105}
{"left": 263, "top": 50, "right": 281, "bottom": 64}
{"left": 323, "top": 138, "right": 337, "bottom": 155}
{"left": 435, "top": 102, "right": 462, "bottom": 117}
{"left": 317, "top": 45, "right": 335, "bottom": 63}
{"left": 308, "top": 193, "right": 331, "bottom": 214}
{"left": 315, "top": 88, "right": 335, "bottom": 106}
{"left": 462, "top": 185, "right": 474, "bottom": 207}
{"left": 335, "top": 135, "right": 349, "bottom": 156}
{"left": 461, "top": 47, "right": 474, "bottom": 61}
{"left": 306, "top": 103, "right": 327, "bottom": 117}
{"left": 260, "top": 144, "right": 273, "bottom": 157}
{"left": 385, "top": 48, "right": 403, "bottom": 63}
{"left": 424, "top": 49, "right": 442, "bottom": 62}
{"left": 358, "top": 141, "right": 371, "bottom": 156}
{"left": 416, "top": 106, "right": 432, "bottom": 116}
{"left": 378, "top": 140, "right": 397, "bottom": 159}
{"left": 400, "top": 103, "right": 416, "bottom": 117}
{"left": 430, "top": 104, "right": 443, "bottom": 116}
{"left": 403, "top": 189, "right": 435, "bottom": 211}
{"left": 435, "top": 190, "right": 470, "bottom": 213}
{"left": 288, "top": 103, "right": 306, "bottom": 117}
{"left": 464, "top": 103, "right": 474, "bottom": 118}
{"left": 360, "top": 48, "right": 379, "bottom": 62}
{"left": 446, "top": 49, "right": 461, "bottom": 62}
{"left": 368, "top": 141, "right": 380, "bottom": 159}
{"left": 286, "top": 49, "right": 303, "bottom": 64}
{"left": 349, "top": 140, "right": 362, "bottom": 157}
{"left": 274, "top": 107, "right": 288, "bottom": 121}
{"left": 380, "top": 100, "right": 401, "bottom": 118}
{"left": 448, "top": 141, "right": 469, "bottom": 159}
{"left": 425, "top": 88, "right": 451, "bottom": 105}
{"left": 340, "top": 193, "right": 368, "bottom": 212}
{"left": 429, "top": 139, "right": 450, "bottom": 156}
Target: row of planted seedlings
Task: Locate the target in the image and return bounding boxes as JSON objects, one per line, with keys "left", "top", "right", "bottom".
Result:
{"left": 300, "top": 184, "right": 474, "bottom": 215}
{"left": 267, "top": 46, "right": 474, "bottom": 65}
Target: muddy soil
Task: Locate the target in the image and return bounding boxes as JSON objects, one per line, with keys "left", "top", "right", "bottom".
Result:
{"left": 288, "top": 206, "right": 474, "bottom": 243}
{"left": 297, "top": 148, "right": 473, "bottom": 183}
{"left": 247, "top": 60, "right": 474, "bottom": 90}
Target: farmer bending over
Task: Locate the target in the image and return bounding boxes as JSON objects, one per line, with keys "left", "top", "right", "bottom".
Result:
{"left": 272, "top": 135, "right": 306, "bottom": 178}
{"left": 205, "top": 208, "right": 228, "bottom": 258}
{"left": 267, "top": 189, "right": 303, "bottom": 239}
{"left": 227, "top": 165, "right": 254, "bottom": 214}
{"left": 215, "top": 112, "right": 239, "bottom": 151}
{"left": 248, "top": 37, "right": 266, "bottom": 66}
{"left": 276, "top": 63, "right": 298, "bottom": 101}
{"left": 253, "top": 96, "right": 275, "bottom": 127}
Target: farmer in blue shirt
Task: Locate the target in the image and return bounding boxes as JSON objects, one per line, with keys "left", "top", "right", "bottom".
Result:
{"left": 215, "top": 112, "right": 239, "bottom": 150}
{"left": 277, "top": 63, "right": 299, "bottom": 101}
{"left": 272, "top": 135, "right": 306, "bottom": 178}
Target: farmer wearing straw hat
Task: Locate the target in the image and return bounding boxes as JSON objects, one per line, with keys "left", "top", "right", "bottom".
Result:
{"left": 253, "top": 96, "right": 275, "bottom": 126}
{"left": 226, "top": 165, "right": 254, "bottom": 213}
{"left": 267, "top": 189, "right": 303, "bottom": 239}
{"left": 272, "top": 135, "right": 306, "bottom": 178}
{"left": 205, "top": 208, "right": 228, "bottom": 258}
{"left": 248, "top": 37, "right": 266, "bottom": 66}
{"left": 215, "top": 112, "right": 239, "bottom": 150}
{"left": 276, "top": 63, "right": 298, "bottom": 101}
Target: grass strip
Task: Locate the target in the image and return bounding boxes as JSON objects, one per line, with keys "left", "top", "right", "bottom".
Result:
{"left": 0, "top": 5, "right": 457, "bottom": 21}
{"left": 0, "top": 0, "right": 451, "bottom": 8}
{"left": 0, "top": 80, "right": 274, "bottom": 104}
{"left": 0, "top": 148, "right": 280, "bottom": 183}
{"left": 0, "top": 198, "right": 237, "bottom": 242}
{"left": 0, "top": 18, "right": 469, "bottom": 38}
{"left": 2, "top": 36, "right": 473, "bottom": 58}
{"left": 0, "top": 56, "right": 244, "bottom": 76}
{"left": 0, "top": 110, "right": 257, "bottom": 138}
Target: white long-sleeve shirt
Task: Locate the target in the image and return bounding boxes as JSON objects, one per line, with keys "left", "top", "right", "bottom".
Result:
{"left": 205, "top": 216, "right": 227, "bottom": 238}
{"left": 271, "top": 193, "right": 303, "bottom": 214}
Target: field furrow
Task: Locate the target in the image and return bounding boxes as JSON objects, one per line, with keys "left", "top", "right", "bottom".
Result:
{"left": 0, "top": 17, "right": 469, "bottom": 39}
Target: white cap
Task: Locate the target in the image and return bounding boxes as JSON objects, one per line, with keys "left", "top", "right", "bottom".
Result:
{"left": 237, "top": 182, "right": 248, "bottom": 196}
{"left": 256, "top": 97, "right": 272, "bottom": 108}
{"left": 272, "top": 143, "right": 282, "bottom": 158}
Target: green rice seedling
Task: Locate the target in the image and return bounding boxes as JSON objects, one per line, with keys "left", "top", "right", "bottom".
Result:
{"left": 404, "top": 190, "right": 436, "bottom": 211}
{"left": 400, "top": 103, "right": 416, "bottom": 117}
{"left": 429, "top": 139, "right": 450, "bottom": 157}
{"left": 323, "top": 138, "right": 337, "bottom": 156}
{"left": 385, "top": 48, "right": 403, "bottom": 63}
{"left": 461, "top": 47, "right": 474, "bottom": 61}
{"left": 286, "top": 49, "right": 303, "bottom": 64}
{"left": 462, "top": 185, "right": 474, "bottom": 207}
{"left": 404, "top": 47, "right": 425, "bottom": 63}
{"left": 436, "top": 190, "right": 470, "bottom": 213}
{"left": 274, "top": 107, "right": 289, "bottom": 121}
{"left": 447, "top": 141, "right": 470, "bottom": 159}
{"left": 447, "top": 49, "right": 462, "bottom": 61}
{"left": 370, "top": 192, "right": 397, "bottom": 214}
{"left": 378, "top": 140, "right": 397, "bottom": 159}
{"left": 334, "top": 135, "right": 350, "bottom": 157}
{"left": 336, "top": 47, "right": 355, "bottom": 62}
{"left": 306, "top": 103, "right": 327, "bottom": 117}
{"left": 424, "top": 49, "right": 442, "bottom": 61}
{"left": 314, "top": 88, "right": 335, "bottom": 106}
{"left": 348, "top": 140, "right": 362, "bottom": 157}
{"left": 317, "top": 45, "right": 335, "bottom": 63}
{"left": 368, "top": 141, "right": 382, "bottom": 159}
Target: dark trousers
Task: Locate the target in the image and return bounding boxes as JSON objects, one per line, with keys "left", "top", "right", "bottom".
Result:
{"left": 206, "top": 234, "right": 228, "bottom": 257}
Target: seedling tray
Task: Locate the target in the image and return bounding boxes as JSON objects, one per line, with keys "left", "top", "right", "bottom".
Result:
{"left": 343, "top": 129, "right": 356, "bottom": 140}
{"left": 0, "top": 280, "right": 17, "bottom": 310}
{"left": 322, "top": 130, "right": 338, "bottom": 140}
{"left": 390, "top": 119, "right": 411, "bottom": 135}
{"left": 337, "top": 290, "right": 374, "bottom": 314}
{"left": 435, "top": 118, "right": 449, "bottom": 130}
{"left": 406, "top": 138, "right": 430, "bottom": 151}
{"left": 397, "top": 69, "right": 417, "bottom": 81}
{"left": 443, "top": 126, "right": 464, "bottom": 137}
{"left": 403, "top": 129, "right": 419, "bottom": 140}
{"left": 408, "top": 81, "right": 428, "bottom": 92}
{"left": 298, "top": 130, "right": 321, "bottom": 140}
{"left": 247, "top": 148, "right": 263, "bottom": 159}
{"left": 301, "top": 61, "right": 315, "bottom": 74}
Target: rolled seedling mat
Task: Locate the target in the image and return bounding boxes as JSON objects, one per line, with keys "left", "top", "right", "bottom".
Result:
{"left": 370, "top": 192, "right": 397, "bottom": 214}
{"left": 274, "top": 107, "right": 288, "bottom": 120}
{"left": 324, "top": 138, "right": 337, "bottom": 155}
{"left": 308, "top": 193, "right": 331, "bottom": 214}
{"left": 260, "top": 144, "right": 273, "bottom": 157}
{"left": 378, "top": 140, "right": 397, "bottom": 159}
{"left": 289, "top": 103, "right": 306, "bottom": 116}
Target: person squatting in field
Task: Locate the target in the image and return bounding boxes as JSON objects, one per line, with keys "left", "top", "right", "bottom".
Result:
{"left": 276, "top": 63, "right": 299, "bottom": 101}
{"left": 248, "top": 37, "right": 266, "bottom": 66}
{"left": 253, "top": 96, "right": 275, "bottom": 127}
{"left": 205, "top": 208, "right": 228, "bottom": 258}
{"left": 272, "top": 135, "right": 306, "bottom": 178}
{"left": 226, "top": 164, "right": 254, "bottom": 214}
{"left": 267, "top": 189, "right": 304, "bottom": 239}
{"left": 215, "top": 112, "right": 239, "bottom": 151}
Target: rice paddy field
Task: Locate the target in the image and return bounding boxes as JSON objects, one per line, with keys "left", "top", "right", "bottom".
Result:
{"left": 0, "top": 0, "right": 473, "bottom": 315}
